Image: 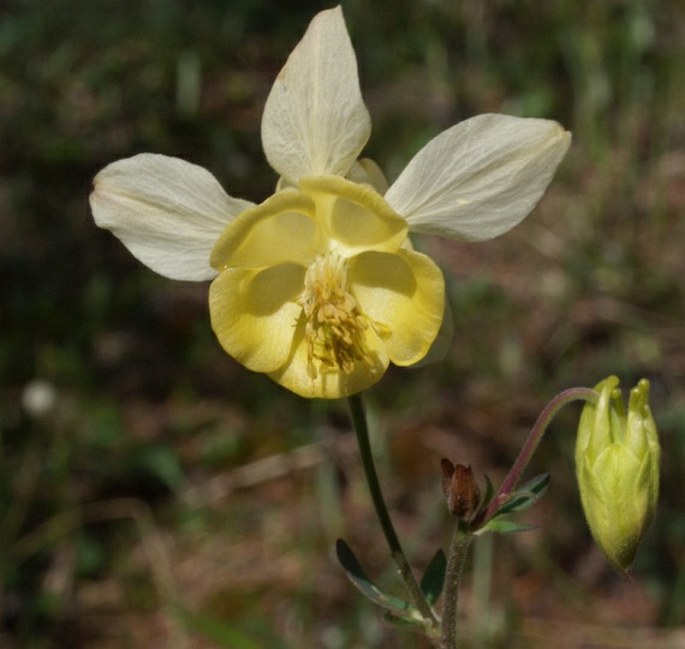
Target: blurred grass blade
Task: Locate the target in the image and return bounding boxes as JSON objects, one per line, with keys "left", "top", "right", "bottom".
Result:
{"left": 176, "top": 606, "right": 291, "bottom": 649}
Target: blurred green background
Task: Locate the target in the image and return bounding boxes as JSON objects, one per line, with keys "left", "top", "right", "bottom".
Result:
{"left": 1, "top": 0, "right": 684, "bottom": 647}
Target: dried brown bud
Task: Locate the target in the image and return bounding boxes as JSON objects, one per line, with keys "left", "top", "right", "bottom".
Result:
{"left": 441, "top": 459, "right": 481, "bottom": 520}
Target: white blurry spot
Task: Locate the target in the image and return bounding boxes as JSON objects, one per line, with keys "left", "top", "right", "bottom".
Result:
{"left": 21, "top": 379, "right": 57, "bottom": 419}
{"left": 320, "top": 625, "right": 345, "bottom": 649}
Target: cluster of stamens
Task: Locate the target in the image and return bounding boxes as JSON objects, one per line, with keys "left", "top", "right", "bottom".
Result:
{"left": 301, "top": 253, "right": 372, "bottom": 379}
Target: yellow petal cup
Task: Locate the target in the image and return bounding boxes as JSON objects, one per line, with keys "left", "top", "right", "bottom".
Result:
{"left": 575, "top": 376, "right": 660, "bottom": 571}
{"left": 208, "top": 175, "right": 445, "bottom": 399}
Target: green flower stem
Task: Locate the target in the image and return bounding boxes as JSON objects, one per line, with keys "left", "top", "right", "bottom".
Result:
{"left": 482, "top": 386, "right": 598, "bottom": 524}
{"left": 440, "top": 524, "right": 473, "bottom": 649}
{"left": 348, "top": 394, "right": 439, "bottom": 627}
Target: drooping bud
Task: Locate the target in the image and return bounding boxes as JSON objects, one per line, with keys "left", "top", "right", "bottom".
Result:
{"left": 575, "top": 376, "right": 660, "bottom": 571}
{"left": 441, "top": 459, "right": 481, "bottom": 522}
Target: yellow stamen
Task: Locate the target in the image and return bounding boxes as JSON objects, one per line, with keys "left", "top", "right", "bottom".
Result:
{"left": 301, "top": 253, "right": 372, "bottom": 379}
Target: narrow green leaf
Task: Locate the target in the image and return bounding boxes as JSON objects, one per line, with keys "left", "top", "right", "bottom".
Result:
{"left": 335, "top": 539, "right": 418, "bottom": 620}
{"left": 384, "top": 610, "right": 428, "bottom": 627}
{"left": 520, "top": 473, "right": 551, "bottom": 498}
{"left": 420, "top": 549, "right": 446, "bottom": 606}
{"left": 495, "top": 473, "right": 550, "bottom": 515}
{"left": 335, "top": 538, "right": 375, "bottom": 586}
{"left": 478, "top": 519, "right": 537, "bottom": 535}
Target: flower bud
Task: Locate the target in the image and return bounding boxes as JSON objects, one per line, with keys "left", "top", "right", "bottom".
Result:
{"left": 575, "top": 376, "right": 660, "bottom": 571}
{"left": 441, "top": 459, "right": 481, "bottom": 521}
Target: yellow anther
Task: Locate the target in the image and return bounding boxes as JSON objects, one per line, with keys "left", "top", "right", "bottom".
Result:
{"left": 301, "top": 252, "right": 373, "bottom": 379}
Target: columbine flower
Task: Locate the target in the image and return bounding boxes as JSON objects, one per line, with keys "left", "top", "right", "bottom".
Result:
{"left": 90, "top": 6, "right": 571, "bottom": 399}
{"left": 575, "top": 376, "right": 660, "bottom": 571}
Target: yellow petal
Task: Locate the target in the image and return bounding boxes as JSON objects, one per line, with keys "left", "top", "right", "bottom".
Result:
{"left": 268, "top": 323, "right": 389, "bottom": 399}
{"left": 209, "top": 264, "right": 305, "bottom": 373}
{"left": 210, "top": 189, "right": 321, "bottom": 270}
{"left": 413, "top": 294, "right": 454, "bottom": 366}
{"left": 299, "top": 175, "right": 407, "bottom": 256}
{"left": 350, "top": 249, "right": 445, "bottom": 366}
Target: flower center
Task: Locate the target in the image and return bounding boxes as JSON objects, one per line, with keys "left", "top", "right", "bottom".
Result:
{"left": 301, "top": 252, "right": 371, "bottom": 379}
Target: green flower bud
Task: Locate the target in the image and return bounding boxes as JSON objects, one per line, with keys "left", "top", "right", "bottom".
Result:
{"left": 575, "top": 376, "right": 660, "bottom": 571}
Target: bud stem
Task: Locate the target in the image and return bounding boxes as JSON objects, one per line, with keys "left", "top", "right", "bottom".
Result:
{"left": 482, "top": 387, "right": 598, "bottom": 525}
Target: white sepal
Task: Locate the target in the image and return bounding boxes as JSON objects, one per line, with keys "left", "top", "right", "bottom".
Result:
{"left": 261, "top": 6, "right": 371, "bottom": 183}
{"left": 90, "top": 153, "right": 253, "bottom": 281}
{"left": 385, "top": 114, "right": 571, "bottom": 241}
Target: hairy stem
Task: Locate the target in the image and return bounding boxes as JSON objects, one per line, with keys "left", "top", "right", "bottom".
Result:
{"left": 482, "top": 387, "right": 598, "bottom": 523}
{"left": 440, "top": 525, "right": 473, "bottom": 648}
